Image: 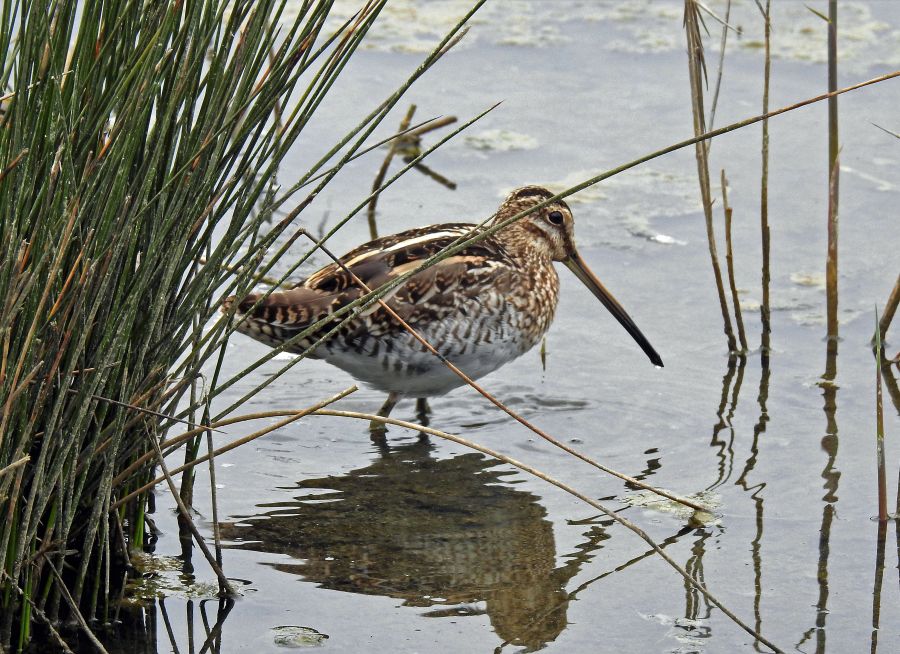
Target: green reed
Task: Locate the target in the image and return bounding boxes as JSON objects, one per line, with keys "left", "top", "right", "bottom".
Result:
{"left": 0, "top": 0, "right": 484, "bottom": 648}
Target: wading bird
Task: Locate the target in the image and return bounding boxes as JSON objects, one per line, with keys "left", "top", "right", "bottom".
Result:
{"left": 223, "top": 186, "right": 662, "bottom": 434}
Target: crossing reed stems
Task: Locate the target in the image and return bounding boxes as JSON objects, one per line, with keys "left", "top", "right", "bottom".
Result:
{"left": 684, "top": 0, "right": 738, "bottom": 354}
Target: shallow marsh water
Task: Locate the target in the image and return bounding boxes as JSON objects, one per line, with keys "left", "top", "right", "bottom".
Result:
{"left": 105, "top": 1, "right": 899, "bottom": 652}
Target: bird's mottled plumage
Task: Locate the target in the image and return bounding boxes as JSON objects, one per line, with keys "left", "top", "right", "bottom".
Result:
{"left": 223, "top": 186, "right": 661, "bottom": 423}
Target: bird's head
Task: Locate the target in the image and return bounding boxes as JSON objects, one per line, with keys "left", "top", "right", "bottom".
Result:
{"left": 493, "top": 185, "right": 663, "bottom": 367}
{"left": 494, "top": 185, "right": 576, "bottom": 262}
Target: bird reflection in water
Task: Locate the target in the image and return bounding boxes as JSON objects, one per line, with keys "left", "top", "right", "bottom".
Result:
{"left": 219, "top": 440, "right": 610, "bottom": 651}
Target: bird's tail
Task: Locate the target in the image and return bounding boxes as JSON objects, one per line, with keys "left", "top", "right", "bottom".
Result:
{"left": 221, "top": 292, "right": 302, "bottom": 350}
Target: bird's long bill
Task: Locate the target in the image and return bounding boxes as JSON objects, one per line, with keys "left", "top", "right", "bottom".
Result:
{"left": 563, "top": 252, "right": 663, "bottom": 367}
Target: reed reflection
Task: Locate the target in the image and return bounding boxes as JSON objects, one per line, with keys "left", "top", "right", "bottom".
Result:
{"left": 870, "top": 353, "right": 899, "bottom": 653}
{"left": 707, "top": 356, "right": 746, "bottom": 491}
{"left": 683, "top": 353, "right": 749, "bottom": 650}
{"left": 794, "top": 340, "right": 842, "bottom": 653}
{"left": 818, "top": 341, "right": 840, "bottom": 654}
{"left": 99, "top": 598, "right": 233, "bottom": 654}
{"left": 219, "top": 440, "right": 608, "bottom": 651}
{"left": 870, "top": 520, "right": 888, "bottom": 653}
{"left": 680, "top": 530, "right": 714, "bottom": 647}
{"left": 734, "top": 360, "right": 769, "bottom": 651}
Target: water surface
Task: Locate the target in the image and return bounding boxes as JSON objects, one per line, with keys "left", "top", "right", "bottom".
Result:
{"left": 117, "top": 2, "right": 900, "bottom": 652}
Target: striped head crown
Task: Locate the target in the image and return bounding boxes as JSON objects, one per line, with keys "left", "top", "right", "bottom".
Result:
{"left": 492, "top": 186, "right": 576, "bottom": 261}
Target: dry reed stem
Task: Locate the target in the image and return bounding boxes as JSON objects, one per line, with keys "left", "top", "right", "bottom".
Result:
{"left": 0, "top": 456, "right": 30, "bottom": 481}
{"left": 877, "top": 274, "right": 900, "bottom": 345}
{"left": 825, "top": 0, "right": 840, "bottom": 342}
{"left": 206, "top": 427, "right": 225, "bottom": 591}
{"left": 308, "top": 233, "right": 710, "bottom": 513}
{"left": 707, "top": 0, "right": 733, "bottom": 139}
{"left": 684, "top": 0, "right": 737, "bottom": 353}
{"left": 367, "top": 104, "right": 417, "bottom": 239}
{"left": 314, "top": 408, "right": 783, "bottom": 653}
{"left": 146, "top": 425, "right": 236, "bottom": 597}
{"left": 110, "top": 400, "right": 356, "bottom": 489}
{"left": 111, "top": 387, "right": 358, "bottom": 508}
{"left": 407, "top": 116, "right": 457, "bottom": 137}
{"left": 894, "top": 372, "right": 900, "bottom": 517}
{"left": 875, "top": 311, "right": 888, "bottom": 521}
{"left": 198, "top": 257, "right": 284, "bottom": 288}
{"left": 297, "top": 115, "right": 452, "bottom": 190}
{"left": 3, "top": 361, "right": 44, "bottom": 413}
{"left": 759, "top": 0, "right": 772, "bottom": 360}
{"left": 721, "top": 170, "right": 748, "bottom": 352}
{"left": 73, "top": 388, "right": 223, "bottom": 433}
{"left": 0, "top": 148, "right": 28, "bottom": 183}
{"left": 0, "top": 198, "right": 78, "bottom": 444}
{"left": 826, "top": 153, "right": 840, "bottom": 344}
{"left": 24, "top": 599, "right": 74, "bottom": 654}
{"left": 46, "top": 249, "right": 85, "bottom": 319}
{"left": 406, "top": 159, "right": 456, "bottom": 190}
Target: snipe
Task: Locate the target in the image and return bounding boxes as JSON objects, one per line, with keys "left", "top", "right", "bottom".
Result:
{"left": 223, "top": 186, "right": 662, "bottom": 432}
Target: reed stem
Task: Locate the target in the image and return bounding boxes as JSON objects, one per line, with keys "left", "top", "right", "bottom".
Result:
{"left": 875, "top": 310, "right": 888, "bottom": 521}
{"left": 825, "top": 0, "right": 840, "bottom": 343}
{"left": 759, "top": 0, "right": 772, "bottom": 361}
{"left": 722, "top": 170, "right": 748, "bottom": 353}
{"left": 367, "top": 104, "right": 418, "bottom": 239}
{"left": 684, "top": 0, "right": 737, "bottom": 354}
{"left": 877, "top": 274, "right": 900, "bottom": 346}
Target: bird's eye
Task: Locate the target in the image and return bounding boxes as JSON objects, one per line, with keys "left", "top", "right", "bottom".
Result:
{"left": 547, "top": 211, "right": 564, "bottom": 225}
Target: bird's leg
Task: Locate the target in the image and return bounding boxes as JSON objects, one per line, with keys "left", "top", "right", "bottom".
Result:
{"left": 415, "top": 398, "right": 431, "bottom": 427}
{"left": 415, "top": 398, "right": 431, "bottom": 441}
{"left": 370, "top": 392, "right": 401, "bottom": 439}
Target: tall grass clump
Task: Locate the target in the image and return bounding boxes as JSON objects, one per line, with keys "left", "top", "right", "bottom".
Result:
{"left": 0, "top": 0, "right": 478, "bottom": 647}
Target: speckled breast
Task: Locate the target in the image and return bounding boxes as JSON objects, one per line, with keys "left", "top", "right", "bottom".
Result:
{"left": 322, "top": 263, "right": 560, "bottom": 396}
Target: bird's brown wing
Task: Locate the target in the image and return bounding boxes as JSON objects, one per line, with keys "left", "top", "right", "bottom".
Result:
{"left": 223, "top": 223, "right": 514, "bottom": 353}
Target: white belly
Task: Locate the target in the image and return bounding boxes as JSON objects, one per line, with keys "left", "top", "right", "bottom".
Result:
{"left": 322, "top": 309, "right": 539, "bottom": 396}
